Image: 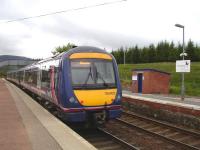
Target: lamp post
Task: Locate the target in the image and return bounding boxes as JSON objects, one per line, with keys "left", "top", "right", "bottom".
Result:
{"left": 175, "top": 23, "right": 185, "bottom": 100}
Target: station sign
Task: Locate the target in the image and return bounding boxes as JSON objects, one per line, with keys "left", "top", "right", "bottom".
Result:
{"left": 176, "top": 60, "right": 191, "bottom": 72}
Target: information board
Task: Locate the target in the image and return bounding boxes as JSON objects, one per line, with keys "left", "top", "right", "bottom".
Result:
{"left": 176, "top": 60, "right": 191, "bottom": 72}
{"left": 132, "top": 75, "right": 137, "bottom": 80}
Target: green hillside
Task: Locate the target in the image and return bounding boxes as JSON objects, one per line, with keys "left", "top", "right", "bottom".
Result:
{"left": 118, "top": 62, "right": 200, "bottom": 96}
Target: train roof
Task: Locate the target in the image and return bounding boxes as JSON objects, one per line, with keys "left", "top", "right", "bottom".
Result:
{"left": 7, "top": 46, "right": 111, "bottom": 73}
{"left": 66, "top": 46, "right": 107, "bottom": 54}
{"left": 38, "top": 46, "right": 108, "bottom": 63}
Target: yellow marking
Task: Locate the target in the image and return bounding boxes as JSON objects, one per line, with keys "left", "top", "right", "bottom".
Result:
{"left": 79, "top": 61, "right": 91, "bottom": 65}
{"left": 70, "top": 53, "right": 112, "bottom": 60}
{"left": 74, "top": 89, "right": 117, "bottom": 106}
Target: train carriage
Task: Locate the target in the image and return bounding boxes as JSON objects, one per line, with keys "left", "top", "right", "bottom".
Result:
{"left": 7, "top": 46, "right": 122, "bottom": 124}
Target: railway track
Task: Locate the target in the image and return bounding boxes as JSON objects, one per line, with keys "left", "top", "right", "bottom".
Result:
{"left": 75, "top": 128, "right": 139, "bottom": 150}
{"left": 27, "top": 91, "right": 196, "bottom": 150}
{"left": 21, "top": 86, "right": 139, "bottom": 150}
{"left": 15, "top": 82, "right": 200, "bottom": 150}
{"left": 115, "top": 111, "right": 200, "bottom": 150}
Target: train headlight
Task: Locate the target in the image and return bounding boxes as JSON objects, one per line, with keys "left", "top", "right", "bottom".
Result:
{"left": 117, "top": 94, "right": 121, "bottom": 99}
{"left": 116, "top": 94, "right": 121, "bottom": 102}
{"left": 69, "top": 97, "right": 77, "bottom": 103}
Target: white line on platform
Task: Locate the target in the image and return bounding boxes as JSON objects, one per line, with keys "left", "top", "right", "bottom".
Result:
{"left": 123, "top": 93, "right": 200, "bottom": 111}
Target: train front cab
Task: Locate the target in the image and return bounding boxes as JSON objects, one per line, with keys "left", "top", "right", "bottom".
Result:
{"left": 61, "top": 50, "right": 122, "bottom": 124}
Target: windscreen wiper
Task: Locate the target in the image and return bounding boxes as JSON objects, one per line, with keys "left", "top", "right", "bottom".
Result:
{"left": 96, "top": 71, "right": 109, "bottom": 87}
{"left": 92, "top": 64, "right": 109, "bottom": 87}
{"left": 82, "top": 66, "right": 93, "bottom": 87}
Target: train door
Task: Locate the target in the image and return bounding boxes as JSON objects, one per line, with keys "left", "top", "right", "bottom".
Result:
{"left": 50, "top": 66, "right": 58, "bottom": 104}
{"left": 137, "top": 73, "right": 143, "bottom": 93}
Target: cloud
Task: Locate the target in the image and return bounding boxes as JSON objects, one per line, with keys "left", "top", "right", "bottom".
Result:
{"left": 0, "top": 35, "right": 22, "bottom": 55}
{"left": 0, "top": 0, "right": 26, "bottom": 21}
{"left": 0, "top": 21, "right": 32, "bottom": 56}
{"left": 40, "top": 16, "right": 152, "bottom": 51}
{"left": 1, "top": 0, "right": 200, "bottom": 58}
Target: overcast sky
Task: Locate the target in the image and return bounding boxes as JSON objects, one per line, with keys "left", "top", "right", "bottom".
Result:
{"left": 0, "top": 0, "right": 200, "bottom": 58}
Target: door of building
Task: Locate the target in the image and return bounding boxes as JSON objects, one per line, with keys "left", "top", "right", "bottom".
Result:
{"left": 138, "top": 73, "right": 143, "bottom": 93}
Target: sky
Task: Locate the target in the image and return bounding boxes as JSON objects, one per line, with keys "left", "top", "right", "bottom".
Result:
{"left": 0, "top": 0, "right": 200, "bottom": 58}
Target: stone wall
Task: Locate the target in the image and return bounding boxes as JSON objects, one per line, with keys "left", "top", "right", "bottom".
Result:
{"left": 122, "top": 97, "right": 200, "bottom": 130}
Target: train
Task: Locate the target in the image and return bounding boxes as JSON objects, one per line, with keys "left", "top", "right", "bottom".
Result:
{"left": 7, "top": 46, "right": 122, "bottom": 125}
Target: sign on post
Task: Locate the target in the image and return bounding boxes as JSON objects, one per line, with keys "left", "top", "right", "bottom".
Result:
{"left": 176, "top": 60, "right": 191, "bottom": 72}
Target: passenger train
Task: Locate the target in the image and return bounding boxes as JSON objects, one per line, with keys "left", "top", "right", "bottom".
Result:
{"left": 7, "top": 46, "right": 122, "bottom": 124}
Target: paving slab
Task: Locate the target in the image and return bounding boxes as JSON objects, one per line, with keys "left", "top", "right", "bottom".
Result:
{"left": 1, "top": 79, "right": 97, "bottom": 150}
{"left": 0, "top": 79, "right": 32, "bottom": 150}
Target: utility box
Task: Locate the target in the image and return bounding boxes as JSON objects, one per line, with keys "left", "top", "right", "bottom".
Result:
{"left": 132, "top": 69, "right": 170, "bottom": 94}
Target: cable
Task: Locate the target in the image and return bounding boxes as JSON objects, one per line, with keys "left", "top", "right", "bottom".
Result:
{"left": 2, "top": 0, "right": 127, "bottom": 23}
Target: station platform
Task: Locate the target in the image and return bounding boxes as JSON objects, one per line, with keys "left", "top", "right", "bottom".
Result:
{"left": 122, "top": 90, "right": 200, "bottom": 129}
{"left": 122, "top": 90, "right": 200, "bottom": 116}
{"left": 0, "top": 79, "right": 96, "bottom": 150}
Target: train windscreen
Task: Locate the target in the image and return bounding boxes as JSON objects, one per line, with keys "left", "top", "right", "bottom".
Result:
{"left": 71, "top": 59, "right": 116, "bottom": 89}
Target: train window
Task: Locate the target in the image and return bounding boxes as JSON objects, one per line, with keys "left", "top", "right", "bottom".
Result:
{"left": 14, "top": 72, "right": 17, "bottom": 79}
{"left": 32, "top": 71, "right": 38, "bottom": 85}
{"left": 25, "top": 70, "right": 32, "bottom": 83}
{"left": 71, "top": 61, "right": 93, "bottom": 84}
{"left": 19, "top": 71, "right": 24, "bottom": 82}
{"left": 41, "top": 69, "right": 50, "bottom": 88}
{"left": 40, "top": 60, "right": 57, "bottom": 89}
{"left": 71, "top": 59, "right": 116, "bottom": 89}
{"left": 94, "top": 61, "right": 115, "bottom": 84}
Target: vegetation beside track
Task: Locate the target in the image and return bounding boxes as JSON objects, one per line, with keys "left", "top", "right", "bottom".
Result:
{"left": 119, "top": 62, "right": 200, "bottom": 96}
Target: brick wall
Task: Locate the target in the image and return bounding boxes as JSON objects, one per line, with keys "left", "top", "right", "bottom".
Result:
{"left": 132, "top": 70, "right": 170, "bottom": 94}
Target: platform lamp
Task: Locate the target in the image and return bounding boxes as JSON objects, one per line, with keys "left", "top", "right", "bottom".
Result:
{"left": 175, "top": 23, "right": 185, "bottom": 100}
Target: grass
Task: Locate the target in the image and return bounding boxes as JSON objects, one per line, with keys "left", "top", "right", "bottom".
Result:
{"left": 118, "top": 62, "right": 200, "bottom": 96}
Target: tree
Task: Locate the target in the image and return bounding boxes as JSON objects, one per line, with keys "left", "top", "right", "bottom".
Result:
{"left": 132, "top": 45, "right": 141, "bottom": 63}
{"left": 126, "top": 47, "right": 135, "bottom": 63}
{"left": 111, "top": 47, "right": 124, "bottom": 64}
{"left": 156, "top": 41, "right": 170, "bottom": 62}
{"left": 111, "top": 50, "right": 120, "bottom": 64}
{"left": 125, "top": 47, "right": 132, "bottom": 63}
{"left": 148, "top": 44, "right": 156, "bottom": 62}
{"left": 186, "top": 40, "right": 196, "bottom": 61}
{"left": 168, "top": 41, "right": 178, "bottom": 62}
{"left": 110, "top": 40, "right": 200, "bottom": 63}
{"left": 52, "top": 43, "right": 76, "bottom": 55}
{"left": 194, "top": 44, "right": 200, "bottom": 61}
{"left": 140, "top": 47, "right": 148, "bottom": 63}
{"left": 119, "top": 47, "right": 125, "bottom": 64}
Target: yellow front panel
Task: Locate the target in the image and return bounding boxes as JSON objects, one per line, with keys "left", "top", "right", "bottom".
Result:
{"left": 74, "top": 89, "right": 117, "bottom": 106}
{"left": 70, "top": 53, "right": 112, "bottom": 60}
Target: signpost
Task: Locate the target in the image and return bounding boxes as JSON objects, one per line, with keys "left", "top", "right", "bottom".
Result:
{"left": 175, "top": 23, "right": 186, "bottom": 100}
{"left": 176, "top": 60, "right": 191, "bottom": 100}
